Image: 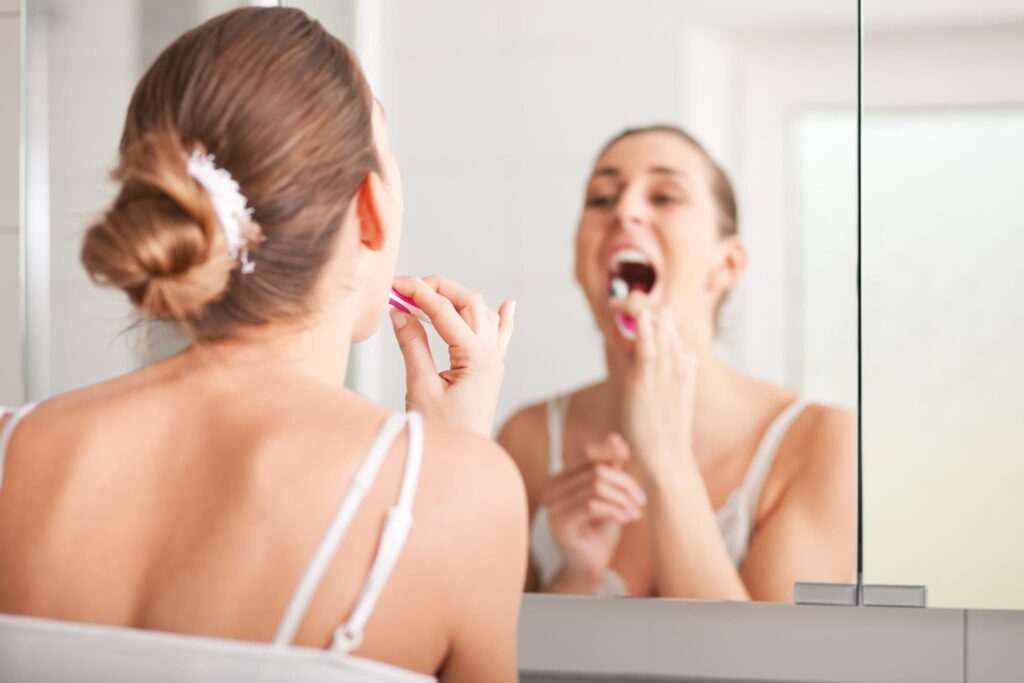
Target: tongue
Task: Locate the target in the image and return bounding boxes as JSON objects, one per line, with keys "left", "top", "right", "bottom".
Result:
{"left": 617, "top": 262, "right": 656, "bottom": 293}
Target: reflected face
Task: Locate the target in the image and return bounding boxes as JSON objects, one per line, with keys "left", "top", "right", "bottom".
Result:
{"left": 574, "top": 131, "right": 728, "bottom": 348}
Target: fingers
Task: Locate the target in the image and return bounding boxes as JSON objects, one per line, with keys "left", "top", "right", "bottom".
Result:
{"left": 392, "top": 276, "right": 477, "bottom": 349}
{"left": 584, "top": 432, "right": 630, "bottom": 466}
{"left": 497, "top": 300, "right": 516, "bottom": 357}
{"left": 609, "top": 292, "right": 681, "bottom": 365}
{"left": 559, "top": 498, "right": 638, "bottom": 526}
{"left": 549, "top": 478, "right": 642, "bottom": 525}
{"left": 421, "top": 274, "right": 494, "bottom": 334}
{"left": 544, "top": 462, "right": 647, "bottom": 511}
{"left": 390, "top": 308, "right": 438, "bottom": 390}
{"left": 635, "top": 308, "right": 657, "bottom": 363}
{"left": 392, "top": 275, "right": 511, "bottom": 351}
{"left": 608, "top": 289, "right": 654, "bottom": 318}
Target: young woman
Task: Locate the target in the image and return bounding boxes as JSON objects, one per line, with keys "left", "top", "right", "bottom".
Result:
{"left": 500, "top": 125, "right": 855, "bottom": 601}
{"left": 0, "top": 8, "right": 525, "bottom": 683}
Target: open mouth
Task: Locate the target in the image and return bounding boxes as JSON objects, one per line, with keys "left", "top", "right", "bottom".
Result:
{"left": 606, "top": 248, "right": 658, "bottom": 341}
{"left": 607, "top": 248, "right": 657, "bottom": 298}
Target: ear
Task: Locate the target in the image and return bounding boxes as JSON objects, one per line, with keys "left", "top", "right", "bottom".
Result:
{"left": 355, "top": 171, "right": 389, "bottom": 252}
{"left": 707, "top": 235, "right": 748, "bottom": 294}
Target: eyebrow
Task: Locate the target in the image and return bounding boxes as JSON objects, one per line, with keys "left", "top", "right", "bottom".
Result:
{"left": 591, "top": 165, "right": 689, "bottom": 179}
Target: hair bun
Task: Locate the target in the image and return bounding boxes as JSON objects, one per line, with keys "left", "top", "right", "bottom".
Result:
{"left": 81, "top": 130, "right": 234, "bottom": 320}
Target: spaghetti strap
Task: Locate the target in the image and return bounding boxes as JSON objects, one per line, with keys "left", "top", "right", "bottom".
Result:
{"left": 0, "top": 403, "right": 39, "bottom": 491}
{"left": 330, "top": 412, "right": 424, "bottom": 653}
{"left": 544, "top": 394, "right": 570, "bottom": 475}
{"left": 736, "top": 397, "right": 812, "bottom": 524}
{"left": 273, "top": 412, "right": 418, "bottom": 648}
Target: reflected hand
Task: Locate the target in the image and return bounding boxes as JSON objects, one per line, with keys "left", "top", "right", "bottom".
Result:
{"left": 610, "top": 292, "right": 698, "bottom": 483}
{"left": 542, "top": 434, "right": 646, "bottom": 593}
{"left": 390, "top": 275, "right": 515, "bottom": 437}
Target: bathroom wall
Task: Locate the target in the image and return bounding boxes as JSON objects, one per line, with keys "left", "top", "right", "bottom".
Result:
{"left": 0, "top": 0, "right": 21, "bottom": 406}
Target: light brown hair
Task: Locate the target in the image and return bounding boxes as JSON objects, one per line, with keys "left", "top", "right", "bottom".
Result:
{"left": 81, "top": 7, "right": 379, "bottom": 341}
{"left": 598, "top": 124, "right": 738, "bottom": 239}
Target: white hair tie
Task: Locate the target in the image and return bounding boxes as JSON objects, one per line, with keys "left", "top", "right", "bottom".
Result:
{"left": 187, "top": 150, "right": 259, "bottom": 274}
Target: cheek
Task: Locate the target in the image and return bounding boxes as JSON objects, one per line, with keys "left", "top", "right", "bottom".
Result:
{"left": 662, "top": 221, "right": 716, "bottom": 288}
{"left": 574, "top": 224, "right": 604, "bottom": 284}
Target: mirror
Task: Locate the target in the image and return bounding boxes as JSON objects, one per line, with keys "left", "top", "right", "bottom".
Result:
{"left": 862, "top": 1, "right": 1024, "bottom": 609}
{"left": 296, "top": 0, "right": 860, "bottom": 602}
{"left": 18, "top": 0, "right": 859, "bottom": 605}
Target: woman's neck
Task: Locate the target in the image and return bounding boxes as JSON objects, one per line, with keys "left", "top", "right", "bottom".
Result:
{"left": 173, "top": 304, "right": 357, "bottom": 390}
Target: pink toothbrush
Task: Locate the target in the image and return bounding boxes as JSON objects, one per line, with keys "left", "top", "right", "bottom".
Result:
{"left": 388, "top": 288, "right": 433, "bottom": 326}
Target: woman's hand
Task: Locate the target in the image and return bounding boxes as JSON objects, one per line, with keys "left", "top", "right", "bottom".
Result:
{"left": 390, "top": 275, "right": 514, "bottom": 437}
{"left": 541, "top": 433, "right": 646, "bottom": 593}
{"left": 610, "top": 292, "right": 698, "bottom": 484}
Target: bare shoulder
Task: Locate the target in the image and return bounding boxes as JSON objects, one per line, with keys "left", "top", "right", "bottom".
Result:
{"left": 419, "top": 419, "right": 524, "bottom": 516}
{"left": 771, "top": 402, "right": 856, "bottom": 506}
{"left": 791, "top": 403, "right": 856, "bottom": 461}
{"left": 496, "top": 401, "right": 550, "bottom": 513}
{"left": 414, "top": 419, "right": 529, "bottom": 582}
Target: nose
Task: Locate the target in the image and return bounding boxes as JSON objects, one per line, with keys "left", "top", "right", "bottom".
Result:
{"left": 613, "top": 183, "right": 648, "bottom": 232}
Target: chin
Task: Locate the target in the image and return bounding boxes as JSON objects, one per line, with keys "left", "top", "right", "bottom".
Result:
{"left": 352, "top": 304, "right": 388, "bottom": 343}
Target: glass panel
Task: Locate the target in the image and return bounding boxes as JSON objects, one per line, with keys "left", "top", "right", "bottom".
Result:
{"left": 862, "top": 2, "right": 1024, "bottom": 609}
{"left": 791, "top": 109, "right": 858, "bottom": 406}
{"left": 863, "top": 108, "right": 1024, "bottom": 609}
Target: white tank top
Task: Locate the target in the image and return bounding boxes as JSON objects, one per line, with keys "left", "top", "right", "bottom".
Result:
{"left": 0, "top": 403, "right": 435, "bottom": 683}
{"left": 530, "top": 394, "right": 813, "bottom": 596}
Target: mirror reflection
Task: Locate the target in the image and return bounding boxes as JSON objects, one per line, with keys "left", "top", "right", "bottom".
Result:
{"left": 350, "top": 1, "right": 860, "bottom": 600}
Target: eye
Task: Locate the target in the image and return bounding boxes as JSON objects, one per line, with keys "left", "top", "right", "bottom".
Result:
{"left": 586, "top": 194, "right": 617, "bottom": 209}
{"left": 651, "top": 193, "right": 682, "bottom": 206}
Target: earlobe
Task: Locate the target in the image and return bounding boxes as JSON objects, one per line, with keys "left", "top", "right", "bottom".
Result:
{"left": 356, "top": 172, "right": 387, "bottom": 252}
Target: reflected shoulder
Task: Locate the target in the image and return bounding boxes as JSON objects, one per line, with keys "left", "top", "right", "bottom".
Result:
{"left": 778, "top": 403, "right": 856, "bottom": 493}
{"left": 496, "top": 402, "right": 549, "bottom": 511}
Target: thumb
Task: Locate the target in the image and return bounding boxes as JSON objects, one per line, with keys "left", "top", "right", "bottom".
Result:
{"left": 390, "top": 309, "right": 437, "bottom": 388}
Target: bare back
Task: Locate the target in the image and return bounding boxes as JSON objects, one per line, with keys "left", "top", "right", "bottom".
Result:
{"left": 0, "top": 354, "right": 528, "bottom": 681}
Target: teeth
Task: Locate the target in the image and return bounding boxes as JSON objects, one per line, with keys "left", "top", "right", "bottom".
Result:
{"left": 608, "top": 248, "right": 651, "bottom": 271}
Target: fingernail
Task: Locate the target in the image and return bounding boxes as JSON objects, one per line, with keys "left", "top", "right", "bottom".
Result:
{"left": 509, "top": 300, "right": 517, "bottom": 316}
{"left": 390, "top": 308, "right": 408, "bottom": 329}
